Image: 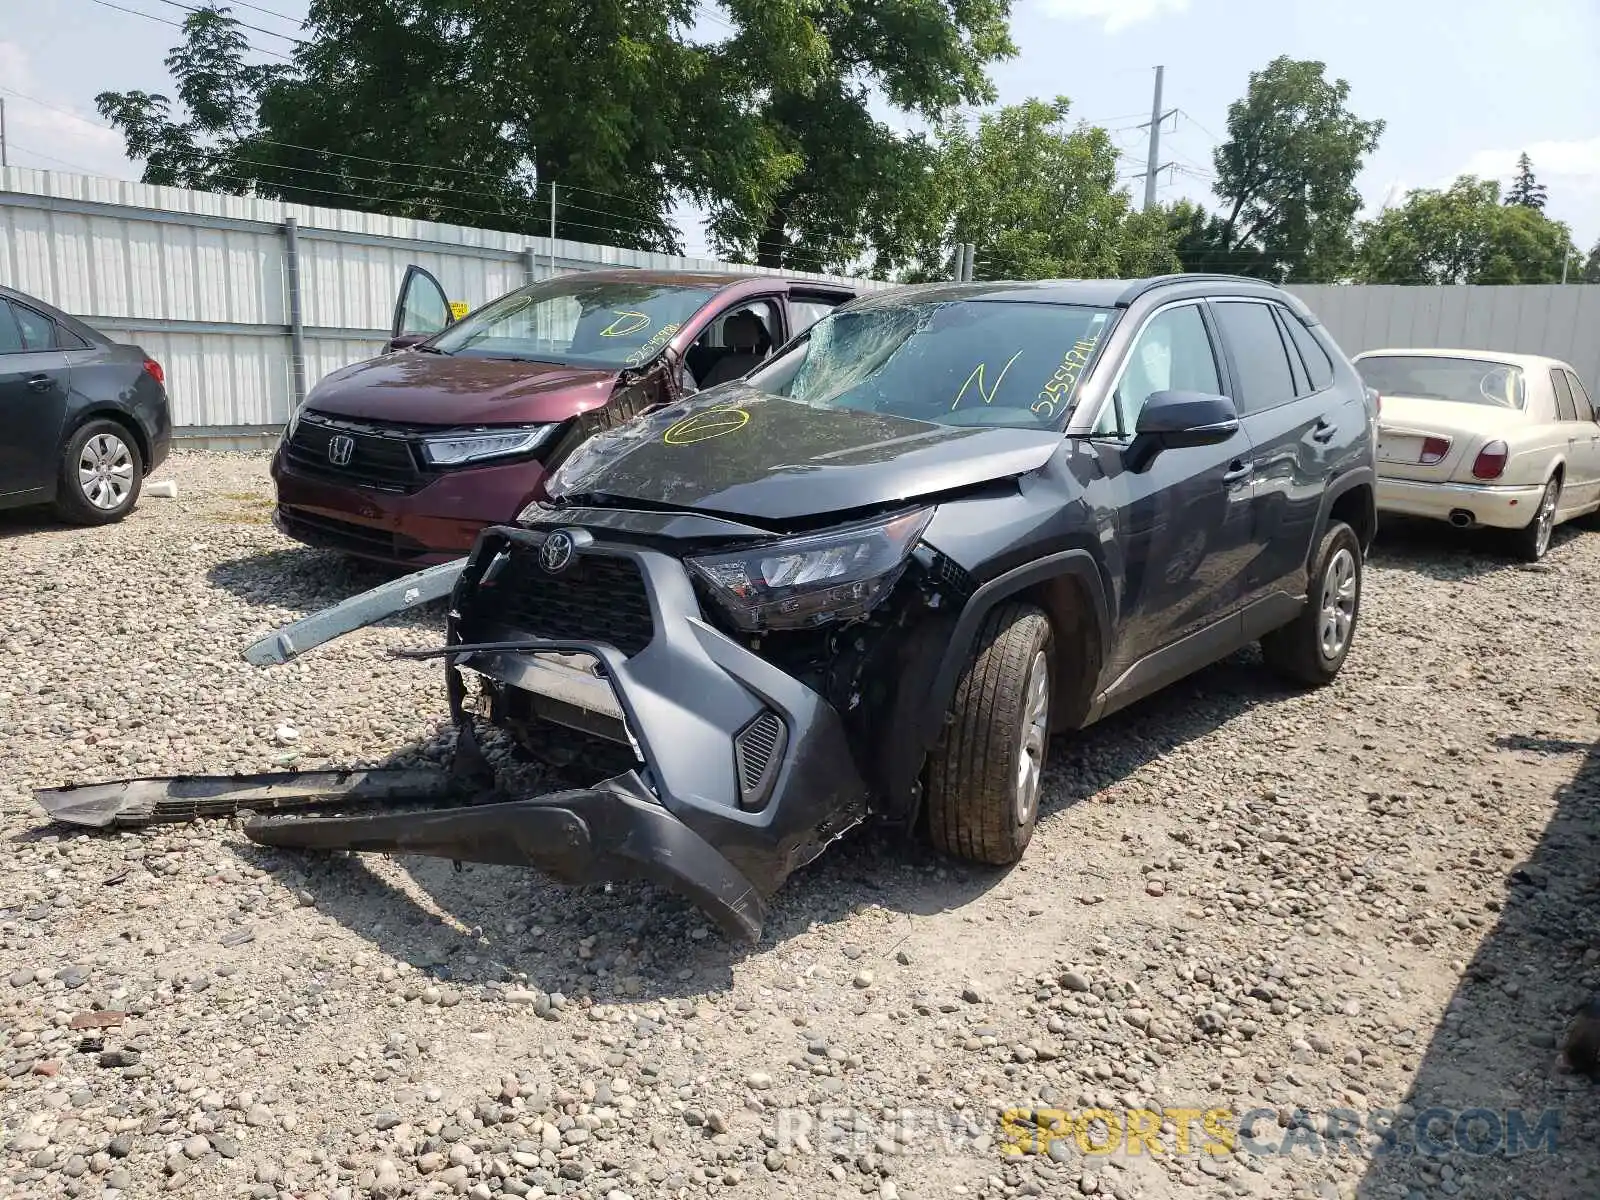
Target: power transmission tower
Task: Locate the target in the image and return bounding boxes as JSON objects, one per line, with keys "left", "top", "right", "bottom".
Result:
{"left": 1135, "top": 66, "right": 1178, "bottom": 211}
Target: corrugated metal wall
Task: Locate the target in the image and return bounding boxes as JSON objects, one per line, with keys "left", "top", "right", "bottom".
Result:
{"left": 0, "top": 167, "right": 889, "bottom": 436}
{"left": 1287, "top": 284, "right": 1600, "bottom": 390}
{"left": 4, "top": 167, "right": 1596, "bottom": 436}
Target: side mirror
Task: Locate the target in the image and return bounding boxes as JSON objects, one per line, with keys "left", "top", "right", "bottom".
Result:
{"left": 1128, "top": 390, "right": 1239, "bottom": 469}
{"left": 387, "top": 333, "right": 430, "bottom": 353}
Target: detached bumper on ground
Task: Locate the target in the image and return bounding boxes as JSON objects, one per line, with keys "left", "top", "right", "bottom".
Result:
{"left": 1377, "top": 475, "right": 1543, "bottom": 529}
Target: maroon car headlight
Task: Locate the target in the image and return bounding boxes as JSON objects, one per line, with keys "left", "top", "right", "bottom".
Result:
{"left": 420, "top": 425, "right": 555, "bottom": 467}
{"left": 686, "top": 508, "right": 933, "bottom": 631}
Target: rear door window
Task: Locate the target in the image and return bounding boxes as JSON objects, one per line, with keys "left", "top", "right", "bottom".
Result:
{"left": 1567, "top": 371, "right": 1595, "bottom": 421}
{"left": 1281, "top": 312, "right": 1335, "bottom": 391}
{"left": 1273, "top": 307, "right": 1312, "bottom": 396}
{"left": 12, "top": 303, "right": 55, "bottom": 351}
{"left": 0, "top": 302, "right": 25, "bottom": 354}
{"left": 789, "top": 295, "right": 847, "bottom": 338}
{"left": 1213, "top": 300, "right": 1297, "bottom": 415}
{"left": 1552, "top": 369, "right": 1577, "bottom": 421}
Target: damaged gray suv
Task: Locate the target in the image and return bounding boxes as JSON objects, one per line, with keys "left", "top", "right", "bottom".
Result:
{"left": 38, "top": 275, "right": 1376, "bottom": 943}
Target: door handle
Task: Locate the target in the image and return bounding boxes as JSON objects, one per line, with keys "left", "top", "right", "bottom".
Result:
{"left": 25, "top": 373, "right": 53, "bottom": 392}
{"left": 1311, "top": 419, "right": 1337, "bottom": 443}
{"left": 1222, "top": 460, "right": 1253, "bottom": 485}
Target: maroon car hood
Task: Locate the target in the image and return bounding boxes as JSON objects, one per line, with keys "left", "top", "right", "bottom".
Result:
{"left": 303, "top": 352, "right": 621, "bottom": 425}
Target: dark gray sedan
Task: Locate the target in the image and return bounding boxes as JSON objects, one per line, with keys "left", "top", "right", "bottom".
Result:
{"left": 0, "top": 284, "right": 172, "bottom": 523}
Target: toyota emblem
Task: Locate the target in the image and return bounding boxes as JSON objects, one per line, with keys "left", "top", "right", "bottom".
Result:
{"left": 540, "top": 531, "right": 575, "bottom": 574}
{"left": 327, "top": 434, "right": 355, "bottom": 466}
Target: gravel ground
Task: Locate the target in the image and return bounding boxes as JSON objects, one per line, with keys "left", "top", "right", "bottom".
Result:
{"left": 3, "top": 451, "right": 1599, "bottom": 1200}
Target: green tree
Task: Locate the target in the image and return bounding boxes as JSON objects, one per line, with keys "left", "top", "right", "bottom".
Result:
{"left": 1505, "top": 152, "right": 1548, "bottom": 211}
{"left": 903, "top": 98, "right": 1180, "bottom": 282}
{"left": 1206, "top": 56, "right": 1384, "bottom": 282}
{"left": 1358, "top": 176, "right": 1577, "bottom": 284}
{"left": 1581, "top": 237, "right": 1600, "bottom": 284}
{"left": 702, "top": 0, "right": 1017, "bottom": 273}
{"left": 1163, "top": 198, "right": 1269, "bottom": 276}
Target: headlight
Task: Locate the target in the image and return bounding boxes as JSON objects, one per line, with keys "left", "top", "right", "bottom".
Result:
{"left": 686, "top": 508, "right": 933, "bottom": 631}
{"left": 283, "top": 401, "right": 306, "bottom": 444}
{"left": 421, "top": 425, "right": 554, "bottom": 466}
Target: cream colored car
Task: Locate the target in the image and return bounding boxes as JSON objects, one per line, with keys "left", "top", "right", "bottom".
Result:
{"left": 1354, "top": 349, "right": 1600, "bottom": 561}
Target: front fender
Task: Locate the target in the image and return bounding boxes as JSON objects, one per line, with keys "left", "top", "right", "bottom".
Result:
{"left": 917, "top": 549, "right": 1111, "bottom": 751}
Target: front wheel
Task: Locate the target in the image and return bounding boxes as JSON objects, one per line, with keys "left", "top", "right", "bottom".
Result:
{"left": 925, "top": 602, "right": 1054, "bottom": 866}
{"left": 1510, "top": 475, "right": 1560, "bottom": 562}
{"left": 1260, "top": 520, "right": 1362, "bottom": 686}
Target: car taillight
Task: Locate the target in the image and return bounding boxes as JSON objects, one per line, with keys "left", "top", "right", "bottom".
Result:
{"left": 142, "top": 357, "right": 165, "bottom": 386}
{"left": 1420, "top": 436, "right": 1450, "bottom": 465}
{"left": 1472, "top": 440, "right": 1508, "bottom": 480}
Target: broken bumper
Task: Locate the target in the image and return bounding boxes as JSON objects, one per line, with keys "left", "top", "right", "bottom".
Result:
{"left": 247, "top": 771, "right": 765, "bottom": 942}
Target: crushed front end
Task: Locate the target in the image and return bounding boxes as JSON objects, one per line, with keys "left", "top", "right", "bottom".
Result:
{"left": 394, "top": 501, "right": 960, "bottom": 935}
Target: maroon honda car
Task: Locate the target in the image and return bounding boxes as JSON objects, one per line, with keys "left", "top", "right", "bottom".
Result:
{"left": 272, "top": 267, "right": 855, "bottom": 564}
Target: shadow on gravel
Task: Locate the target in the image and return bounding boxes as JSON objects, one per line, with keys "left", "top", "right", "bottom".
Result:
{"left": 0, "top": 505, "right": 70, "bottom": 541}
{"left": 205, "top": 545, "right": 451, "bottom": 633}
{"left": 1353, "top": 732, "right": 1600, "bottom": 1200}
{"left": 1370, "top": 514, "right": 1585, "bottom": 577}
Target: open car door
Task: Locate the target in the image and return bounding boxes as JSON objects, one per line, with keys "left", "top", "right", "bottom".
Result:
{"left": 389, "top": 264, "right": 457, "bottom": 350}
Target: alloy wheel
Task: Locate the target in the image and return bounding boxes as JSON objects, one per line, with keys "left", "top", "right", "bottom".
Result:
{"left": 1318, "top": 547, "right": 1358, "bottom": 661}
{"left": 78, "top": 433, "right": 135, "bottom": 511}
{"left": 1015, "top": 650, "right": 1050, "bottom": 826}
{"left": 1534, "top": 479, "right": 1559, "bottom": 558}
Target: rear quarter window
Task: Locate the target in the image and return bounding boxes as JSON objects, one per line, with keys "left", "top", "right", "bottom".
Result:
{"left": 1282, "top": 313, "right": 1335, "bottom": 391}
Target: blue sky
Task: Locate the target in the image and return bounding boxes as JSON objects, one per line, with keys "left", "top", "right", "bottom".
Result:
{"left": 2, "top": 0, "right": 1597, "bottom": 254}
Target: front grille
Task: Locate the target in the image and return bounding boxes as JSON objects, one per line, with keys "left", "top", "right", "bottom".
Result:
{"left": 462, "top": 545, "right": 655, "bottom": 657}
{"left": 277, "top": 505, "right": 431, "bottom": 562}
{"left": 284, "top": 414, "right": 430, "bottom": 494}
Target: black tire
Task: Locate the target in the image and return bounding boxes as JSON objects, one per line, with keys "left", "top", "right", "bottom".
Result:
{"left": 1509, "top": 475, "right": 1560, "bottom": 562}
{"left": 53, "top": 419, "right": 144, "bottom": 525}
{"left": 926, "top": 602, "right": 1054, "bottom": 866}
{"left": 1260, "top": 520, "right": 1362, "bottom": 687}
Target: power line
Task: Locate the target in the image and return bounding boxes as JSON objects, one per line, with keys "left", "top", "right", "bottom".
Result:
{"left": 2, "top": 140, "right": 119, "bottom": 176}
{"left": 148, "top": 0, "right": 306, "bottom": 45}
{"left": 82, "top": 0, "right": 295, "bottom": 59}
{"left": 1176, "top": 108, "right": 1225, "bottom": 145}
{"left": 228, "top": 0, "right": 302, "bottom": 23}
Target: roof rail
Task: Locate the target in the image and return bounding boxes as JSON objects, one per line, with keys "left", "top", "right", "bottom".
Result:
{"left": 1114, "top": 272, "right": 1280, "bottom": 306}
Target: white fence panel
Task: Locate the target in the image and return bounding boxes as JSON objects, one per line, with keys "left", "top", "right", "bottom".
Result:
{"left": 1290, "top": 284, "right": 1600, "bottom": 390}
{"left": 6, "top": 167, "right": 1595, "bottom": 438}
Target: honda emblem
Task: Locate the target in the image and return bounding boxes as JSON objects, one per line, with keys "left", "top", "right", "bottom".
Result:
{"left": 327, "top": 434, "right": 355, "bottom": 466}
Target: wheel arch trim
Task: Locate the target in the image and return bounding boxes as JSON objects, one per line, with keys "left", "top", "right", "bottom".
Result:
{"left": 917, "top": 548, "right": 1111, "bottom": 751}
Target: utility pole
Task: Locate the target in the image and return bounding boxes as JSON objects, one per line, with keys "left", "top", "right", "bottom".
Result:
{"left": 1138, "top": 66, "right": 1177, "bottom": 212}
{"left": 549, "top": 182, "right": 557, "bottom": 278}
{"left": 1, "top": 98, "right": 8, "bottom": 171}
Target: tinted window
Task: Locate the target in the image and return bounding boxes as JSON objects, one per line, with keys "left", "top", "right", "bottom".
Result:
{"left": 1567, "top": 371, "right": 1595, "bottom": 421}
{"left": 1214, "top": 301, "right": 1296, "bottom": 415}
{"left": 1275, "top": 308, "right": 1311, "bottom": 396}
{"left": 1282, "top": 312, "right": 1335, "bottom": 390}
{"left": 56, "top": 323, "right": 91, "bottom": 351}
{"left": 1552, "top": 369, "right": 1577, "bottom": 421}
{"left": 0, "top": 302, "right": 24, "bottom": 354}
{"left": 1104, "top": 303, "right": 1221, "bottom": 435}
{"left": 790, "top": 297, "right": 844, "bottom": 337}
{"left": 12, "top": 303, "right": 55, "bottom": 351}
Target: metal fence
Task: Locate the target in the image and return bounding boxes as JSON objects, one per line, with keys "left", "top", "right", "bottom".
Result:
{"left": 3, "top": 167, "right": 1597, "bottom": 442}
{"left": 0, "top": 167, "right": 887, "bottom": 443}
{"left": 1287, "top": 284, "right": 1600, "bottom": 390}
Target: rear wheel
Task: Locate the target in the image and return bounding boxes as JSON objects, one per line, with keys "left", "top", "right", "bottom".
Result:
{"left": 53, "top": 419, "right": 143, "bottom": 525}
{"left": 1510, "top": 475, "right": 1560, "bottom": 562}
{"left": 1260, "top": 520, "right": 1362, "bottom": 686}
{"left": 925, "top": 602, "right": 1053, "bottom": 866}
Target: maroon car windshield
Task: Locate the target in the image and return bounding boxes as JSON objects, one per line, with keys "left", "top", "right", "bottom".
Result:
{"left": 429, "top": 278, "right": 717, "bottom": 368}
